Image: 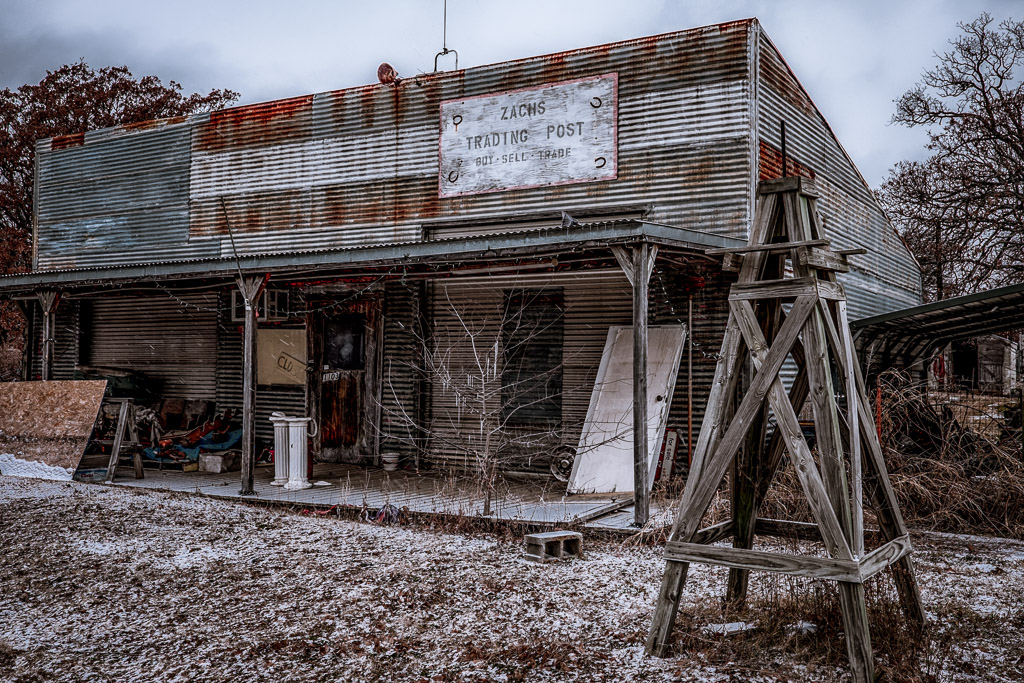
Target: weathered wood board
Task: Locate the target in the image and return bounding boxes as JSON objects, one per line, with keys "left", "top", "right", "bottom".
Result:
{"left": 439, "top": 73, "right": 618, "bottom": 197}
{"left": 0, "top": 380, "right": 107, "bottom": 480}
{"left": 568, "top": 325, "right": 686, "bottom": 494}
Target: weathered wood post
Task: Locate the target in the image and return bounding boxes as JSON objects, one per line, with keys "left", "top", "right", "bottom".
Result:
{"left": 236, "top": 275, "right": 268, "bottom": 496}
{"left": 35, "top": 290, "right": 59, "bottom": 381}
{"left": 632, "top": 242, "right": 651, "bottom": 526}
{"left": 15, "top": 300, "right": 34, "bottom": 382}
{"left": 614, "top": 242, "right": 658, "bottom": 527}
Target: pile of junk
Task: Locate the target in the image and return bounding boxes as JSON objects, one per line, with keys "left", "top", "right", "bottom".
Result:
{"left": 77, "top": 366, "right": 268, "bottom": 475}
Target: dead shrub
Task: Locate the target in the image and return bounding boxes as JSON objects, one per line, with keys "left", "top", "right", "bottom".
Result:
{"left": 878, "top": 370, "right": 1024, "bottom": 539}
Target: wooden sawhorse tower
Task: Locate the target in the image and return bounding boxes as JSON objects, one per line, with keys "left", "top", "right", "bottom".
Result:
{"left": 646, "top": 178, "right": 926, "bottom": 682}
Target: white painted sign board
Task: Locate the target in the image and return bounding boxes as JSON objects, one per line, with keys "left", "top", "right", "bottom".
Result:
{"left": 438, "top": 73, "right": 618, "bottom": 197}
{"left": 568, "top": 325, "right": 687, "bottom": 495}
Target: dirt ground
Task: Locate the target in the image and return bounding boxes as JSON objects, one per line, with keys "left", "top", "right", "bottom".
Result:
{"left": 1, "top": 477, "right": 1022, "bottom": 682}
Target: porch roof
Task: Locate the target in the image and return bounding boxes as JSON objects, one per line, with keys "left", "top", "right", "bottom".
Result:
{"left": 0, "top": 220, "right": 742, "bottom": 295}
{"left": 850, "top": 280, "right": 1024, "bottom": 364}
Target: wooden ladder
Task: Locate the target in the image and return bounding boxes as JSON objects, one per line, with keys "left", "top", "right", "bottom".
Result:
{"left": 645, "top": 177, "right": 926, "bottom": 682}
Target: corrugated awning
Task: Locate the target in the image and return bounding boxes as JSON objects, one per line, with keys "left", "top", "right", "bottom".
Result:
{"left": 0, "top": 220, "right": 742, "bottom": 295}
{"left": 850, "top": 281, "right": 1024, "bottom": 365}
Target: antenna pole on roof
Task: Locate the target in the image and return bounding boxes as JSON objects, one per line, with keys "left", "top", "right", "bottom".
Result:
{"left": 434, "top": 0, "right": 459, "bottom": 72}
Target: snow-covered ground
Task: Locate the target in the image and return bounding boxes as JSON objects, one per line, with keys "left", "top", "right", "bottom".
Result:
{"left": 1, "top": 476, "right": 1022, "bottom": 682}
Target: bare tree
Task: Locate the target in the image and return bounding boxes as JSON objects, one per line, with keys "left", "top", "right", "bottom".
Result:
{"left": 378, "top": 282, "right": 625, "bottom": 515}
{"left": 877, "top": 13, "right": 1024, "bottom": 300}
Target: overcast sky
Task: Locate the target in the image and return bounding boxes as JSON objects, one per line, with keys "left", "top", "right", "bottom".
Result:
{"left": 1, "top": 0, "right": 1018, "bottom": 186}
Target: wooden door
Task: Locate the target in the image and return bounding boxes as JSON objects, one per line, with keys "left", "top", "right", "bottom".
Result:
{"left": 310, "top": 297, "right": 381, "bottom": 463}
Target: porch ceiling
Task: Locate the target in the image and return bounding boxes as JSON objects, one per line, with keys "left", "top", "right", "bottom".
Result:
{"left": 0, "top": 220, "right": 742, "bottom": 296}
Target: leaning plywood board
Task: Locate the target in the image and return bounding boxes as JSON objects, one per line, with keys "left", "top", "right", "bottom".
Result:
{"left": 0, "top": 381, "right": 107, "bottom": 480}
{"left": 568, "top": 325, "right": 686, "bottom": 494}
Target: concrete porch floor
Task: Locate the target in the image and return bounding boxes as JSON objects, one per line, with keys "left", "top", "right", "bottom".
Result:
{"left": 95, "top": 462, "right": 675, "bottom": 532}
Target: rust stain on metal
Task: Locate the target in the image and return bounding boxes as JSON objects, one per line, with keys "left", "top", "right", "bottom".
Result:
{"left": 121, "top": 116, "right": 187, "bottom": 132}
{"left": 358, "top": 85, "right": 378, "bottom": 128}
{"left": 50, "top": 132, "right": 85, "bottom": 150}
{"left": 758, "top": 140, "right": 816, "bottom": 181}
{"left": 197, "top": 95, "right": 313, "bottom": 151}
{"left": 760, "top": 44, "right": 816, "bottom": 118}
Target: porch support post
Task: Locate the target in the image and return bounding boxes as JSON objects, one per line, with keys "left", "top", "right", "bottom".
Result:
{"left": 35, "top": 290, "right": 60, "bottom": 381}
{"left": 237, "top": 274, "right": 268, "bottom": 496}
{"left": 632, "top": 243, "right": 653, "bottom": 526}
{"left": 15, "top": 300, "right": 34, "bottom": 382}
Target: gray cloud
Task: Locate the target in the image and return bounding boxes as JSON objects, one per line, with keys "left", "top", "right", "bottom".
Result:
{"left": 1, "top": 0, "right": 1018, "bottom": 185}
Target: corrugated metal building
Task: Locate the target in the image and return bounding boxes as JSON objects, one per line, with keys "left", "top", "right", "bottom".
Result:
{"left": 0, "top": 19, "right": 921, "bottom": 487}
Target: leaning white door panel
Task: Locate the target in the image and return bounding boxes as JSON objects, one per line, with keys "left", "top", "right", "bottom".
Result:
{"left": 568, "top": 324, "right": 686, "bottom": 494}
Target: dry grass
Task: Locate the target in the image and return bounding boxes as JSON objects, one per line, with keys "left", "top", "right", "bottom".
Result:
{"left": 878, "top": 371, "right": 1024, "bottom": 539}
{"left": 714, "top": 370, "right": 1024, "bottom": 540}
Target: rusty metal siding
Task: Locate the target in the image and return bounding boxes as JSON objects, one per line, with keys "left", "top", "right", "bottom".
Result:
{"left": 215, "top": 290, "right": 307, "bottom": 445}
{"left": 34, "top": 21, "right": 756, "bottom": 269}
{"left": 424, "top": 269, "right": 633, "bottom": 473}
{"left": 650, "top": 261, "right": 734, "bottom": 473}
{"left": 755, "top": 27, "right": 922, "bottom": 319}
{"left": 34, "top": 123, "right": 219, "bottom": 271}
{"left": 380, "top": 281, "right": 423, "bottom": 462}
{"left": 29, "top": 302, "right": 79, "bottom": 380}
{"left": 83, "top": 294, "right": 218, "bottom": 399}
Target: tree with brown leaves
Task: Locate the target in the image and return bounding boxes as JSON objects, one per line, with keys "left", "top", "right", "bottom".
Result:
{"left": 0, "top": 62, "right": 237, "bottom": 373}
{"left": 877, "top": 14, "right": 1024, "bottom": 301}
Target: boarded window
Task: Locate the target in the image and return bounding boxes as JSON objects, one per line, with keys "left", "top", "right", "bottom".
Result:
{"left": 501, "top": 289, "right": 564, "bottom": 427}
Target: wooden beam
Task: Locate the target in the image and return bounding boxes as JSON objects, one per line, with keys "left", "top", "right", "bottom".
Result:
{"left": 837, "top": 300, "right": 864, "bottom": 556}
{"left": 104, "top": 400, "right": 130, "bottom": 484}
{"left": 838, "top": 582, "right": 874, "bottom": 683}
{"left": 858, "top": 535, "right": 912, "bottom": 581}
{"left": 671, "top": 295, "right": 815, "bottom": 543}
{"left": 797, "top": 246, "right": 850, "bottom": 273}
{"left": 731, "top": 298, "right": 854, "bottom": 561}
{"left": 649, "top": 191, "right": 776, "bottom": 658}
{"left": 35, "top": 290, "right": 59, "bottom": 381}
{"left": 853, "top": 362, "right": 926, "bottom": 624}
{"left": 646, "top": 559, "right": 690, "bottom": 657}
{"left": 758, "top": 176, "right": 819, "bottom": 197}
{"left": 691, "top": 520, "right": 735, "bottom": 546}
{"left": 705, "top": 239, "right": 828, "bottom": 256}
{"left": 237, "top": 274, "right": 268, "bottom": 496}
{"left": 729, "top": 277, "right": 845, "bottom": 302}
{"left": 664, "top": 541, "right": 862, "bottom": 582}
{"left": 611, "top": 245, "right": 634, "bottom": 287}
{"left": 633, "top": 242, "right": 651, "bottom": 526}
{"left": 754, "top": 518, "right": 822, "bottom": 542}
{"left": 15, "top": 300, "right": 34, "bottom": 382}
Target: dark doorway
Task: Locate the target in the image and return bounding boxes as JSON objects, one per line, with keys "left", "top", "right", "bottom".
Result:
{"left": 310, "top": 297, "right": 381, "bottom": 463}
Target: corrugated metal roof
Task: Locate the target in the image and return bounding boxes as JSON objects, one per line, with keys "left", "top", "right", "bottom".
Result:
{"left": 0, "top": 220, "right": 743, "bottom": 293}
{"left": 851, "top": 281, "right": 1024, "bottom": 364}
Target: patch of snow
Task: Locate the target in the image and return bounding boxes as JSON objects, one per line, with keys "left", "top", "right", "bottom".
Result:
{"left": 704, "top": 621, "right": 756, "bottom": 635}
{"left": 0, "top": 452, "right": 73, "bottom": 481}
{"left": 788, "top": 620, "right": 818, "bottom": 635}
